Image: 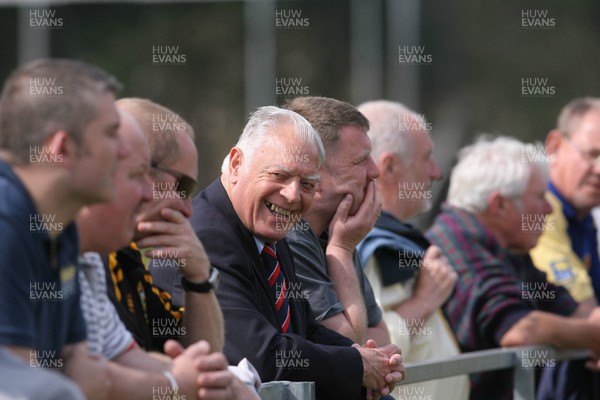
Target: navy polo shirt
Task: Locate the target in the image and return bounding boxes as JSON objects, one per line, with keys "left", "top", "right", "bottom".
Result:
{"left": 0, "top": 161, "right": 86, "bottom": 363}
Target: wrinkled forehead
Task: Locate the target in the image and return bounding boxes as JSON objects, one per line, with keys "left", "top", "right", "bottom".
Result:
{"left": 247, "top": 136, "right": 320, "bottom": 177}
{"left": 269, "top": 161, "right": 321, "bottom": 181}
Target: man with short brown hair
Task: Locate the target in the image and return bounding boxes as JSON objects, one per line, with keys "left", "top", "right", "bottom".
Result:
{"left": 284, "top": 96, "right": 390, "bottom": 346}
{"left": 0, "top": 58, "right": 127, "bottom": 399}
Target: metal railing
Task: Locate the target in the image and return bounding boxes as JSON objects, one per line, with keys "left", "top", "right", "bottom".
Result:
{"left": 259, "top": 345, "right": 589, "bottom": 400}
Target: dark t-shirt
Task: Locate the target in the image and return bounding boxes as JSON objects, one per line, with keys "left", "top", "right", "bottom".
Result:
{"left": 0, "top": 161, "right": 86, "bottom": 361}
{"left": 286, "top": 224, "right": 382, "bottom": 326}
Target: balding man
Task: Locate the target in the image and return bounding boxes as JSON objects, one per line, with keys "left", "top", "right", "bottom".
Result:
{"left": 107, "top": 98, "right": 223, "bottom": 353}
{"left": 357, "top": 100, "right": 469, "bottom": 400}
{"left": 76, "top": 106, "right": 258, "bottom": 399}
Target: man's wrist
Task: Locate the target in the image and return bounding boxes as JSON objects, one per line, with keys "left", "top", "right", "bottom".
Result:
{"left": 162, "top": 370, "right": 179, "bottom": 395}
{"left": 182, "top": 272, "right": 210, "bottom": 283}
{"left": 326, "top": 242, "right": 356, "bottom": 259}
{"left": 181, "top": 268, "right": 220, "bottom": 293}
{"left": 182, "top": 260, "right": 212, "bottom": 282}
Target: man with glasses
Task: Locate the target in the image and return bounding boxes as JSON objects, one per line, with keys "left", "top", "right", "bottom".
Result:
{"left": 106, "top": 98, "right": 225, "bottom": 354}
{"left": 76, "top": 104, "right": 259, "bottom": 399}
{"left": 426, "top": 135, "right": 600, "bottom": 400}
{"left": 531, "top": 97, "right": 600, "bottom": 314}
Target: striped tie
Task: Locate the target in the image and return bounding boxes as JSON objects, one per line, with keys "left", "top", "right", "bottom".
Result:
{"left": 262, "top": 243, "right": 292, "bottom": 333}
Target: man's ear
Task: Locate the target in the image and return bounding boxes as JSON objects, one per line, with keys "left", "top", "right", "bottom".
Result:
{"left": 228, "top": 147, "right": 243, "bottom": 184}
{"left": 545, "top": 129, "right": 562, "bottom": 157}
{"left": 43, "top": 130, "right": 74, "bottom": 167}
{"left": 487, "top": 192, "right": 508, "bottom": 216}
{"left": 378, "top": 151, "right": 399, "bottom": 183}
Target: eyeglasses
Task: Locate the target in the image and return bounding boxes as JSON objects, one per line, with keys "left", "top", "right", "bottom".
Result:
{"left": 564, "top": 138, "right": 600, "bottom": 167}
{"left": 151, "top": 161, "right": 197, "bottom": 199}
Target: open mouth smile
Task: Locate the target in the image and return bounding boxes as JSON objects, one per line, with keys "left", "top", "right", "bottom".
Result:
{"left": 265, "top": 200, "right": 293, "bottom": 217}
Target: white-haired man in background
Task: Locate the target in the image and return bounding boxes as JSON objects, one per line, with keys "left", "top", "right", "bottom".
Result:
{"left": 426, "top": 136, "right": 600, "bottom": 400}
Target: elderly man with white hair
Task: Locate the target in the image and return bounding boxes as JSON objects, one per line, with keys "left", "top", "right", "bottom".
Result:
{"left": 191, "top": 106, "right": 405, "bottom": 399}
{"left": 425, "top": 136, "right": 600, "bottom": 400}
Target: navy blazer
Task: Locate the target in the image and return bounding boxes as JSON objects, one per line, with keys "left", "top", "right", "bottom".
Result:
{"left": 190, "top": 179, "right": 365, "bottom": 399}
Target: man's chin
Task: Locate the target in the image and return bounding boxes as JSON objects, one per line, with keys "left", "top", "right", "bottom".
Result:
{"left": 573, "top": 195, "right": 600, "bottom": 214}
{"left": 255, "top": 228, "right": 287, "bottom": 244}
{"left": 420, "top": 201, "right": 433, "bottom": 214}
{"left": 87, "top": 187, "right": 116, "bottom": 206}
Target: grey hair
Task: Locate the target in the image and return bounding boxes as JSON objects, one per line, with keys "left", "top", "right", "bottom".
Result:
{"left": 221, "top": 106, "right": 324, "bottom": 173}
{"left": 358, "top": 100, "right": 426, "bottom": 163}
{"left": 447, "top": 135, "right": 549, "bottom": 213}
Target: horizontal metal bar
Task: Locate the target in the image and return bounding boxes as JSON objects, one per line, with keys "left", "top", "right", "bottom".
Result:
{"left": 399, "top": 347, "right": 516, "bottom": 385}
{"left": 257, "top": 346, "right": 590, "bottom": 399}
{"left": 399, "top": 345, "right": 590, "bottom": 385}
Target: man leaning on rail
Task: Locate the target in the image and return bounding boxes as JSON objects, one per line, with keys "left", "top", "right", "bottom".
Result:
{"left": 426, "top": 136, "right": 600, "bottom": 400}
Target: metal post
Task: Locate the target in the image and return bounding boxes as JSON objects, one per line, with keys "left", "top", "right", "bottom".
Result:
{"left": 244, "top": 0, "right": 276, "bottom": 115}
{"left": 350, "top": 0, "right": 383, "bottom": 105}
{"left": 385, "top": 0, "right": 420, "bottom": 109}
{"left": 18, "top": 5, "right": 51, "bottom": 65}
{"left": 260, "top": 381, "right": 315, "bottom": 400}
{"left": 513, "top": 349, "right": 536, "bottom": 400}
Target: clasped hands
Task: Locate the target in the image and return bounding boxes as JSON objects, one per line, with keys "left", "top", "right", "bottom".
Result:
{"left": 353, "top": 339, "right": 405, "bottom": 400}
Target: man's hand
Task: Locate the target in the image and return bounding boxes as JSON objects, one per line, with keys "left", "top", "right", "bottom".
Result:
{"left": 328, "top": 180, "right": 382, "bottom": 253}
{"left": 140, "top": 210, "right": 225, "bottom": 350}
{"left": 165, "top": 340, "right": 239, "bottom": 400}
{"left": 322, "top": 180, "right": 381, "bottom": 344}
{"left": 354, "top": 339, "right": 404, "bottom": 398}
{"left": 412, "top": 245, "right": 457, "bottom": 314}
{"left": 195, "top": 352, "right": 236, "bottom": 399}
{"left": 136, "top": 207, "right": 211, "bottom": 282}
